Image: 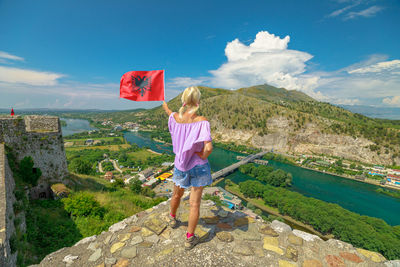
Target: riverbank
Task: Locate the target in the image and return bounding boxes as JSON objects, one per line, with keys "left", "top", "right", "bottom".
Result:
{"left": 152, "top": 138, "right": 172, "bottom": 145}
{"left": 271, "top": 150, "right": 400, "bottom": 191}
{"left": 224, "top": 183, "right": 333, "bottom": 241}
{"left": 147, "top": 149, "right": 162, "bottom": 155}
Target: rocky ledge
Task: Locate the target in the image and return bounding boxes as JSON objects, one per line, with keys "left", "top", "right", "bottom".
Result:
{"left": 31, "top": 193, "right": 399, "bottom": 267}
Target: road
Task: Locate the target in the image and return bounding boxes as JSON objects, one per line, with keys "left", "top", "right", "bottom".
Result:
{"left": 98, "top": 159, "right": 123, "bottom": 174}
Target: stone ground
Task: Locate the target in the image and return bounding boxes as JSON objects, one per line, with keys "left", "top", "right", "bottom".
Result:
{"left": 31, "top": 193, "right": 399, "bottom": 267}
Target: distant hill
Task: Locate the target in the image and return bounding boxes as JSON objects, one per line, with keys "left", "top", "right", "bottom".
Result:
{"left": 143, "top": 84, "right": 400, "bottom": 165}
{"left": 339, "top": 105, "right": 400, "bottom": 120}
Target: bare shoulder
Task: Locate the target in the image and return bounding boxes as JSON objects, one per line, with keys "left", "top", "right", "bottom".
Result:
{"left": 194, "top": 116, "right": 208, "bottom": 122}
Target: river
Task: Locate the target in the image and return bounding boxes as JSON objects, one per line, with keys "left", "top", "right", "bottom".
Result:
{"left": 124, "top": 131, "right": 400, "bottom": 226}
{"left": 61, "top": 118, "right": 97, "bottom": 136}
{"left": 61, "top": 119, "right": 400, "bottom": 226}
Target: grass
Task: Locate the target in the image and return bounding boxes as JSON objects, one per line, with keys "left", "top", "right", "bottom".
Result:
{"left": 127, "top": 149, "right": 158, "bottom": 160}
{"left": 66, "top": 144, "right": 131, "bottom": 151}
{"left": 64, "top": 137, "right": 124, "bottom": 142}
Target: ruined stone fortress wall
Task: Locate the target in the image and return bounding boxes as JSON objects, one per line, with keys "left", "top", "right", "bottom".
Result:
{"left": 0, "top": 115, "right": 69, "bottom": 266}
{"left": 0, "top": 144, "right": 17, "bottom": 267}
{"left": 0, "top": 115, "right": 68, "bottom": 184}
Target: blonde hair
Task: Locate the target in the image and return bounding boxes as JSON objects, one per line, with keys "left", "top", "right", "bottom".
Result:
{"left": 178, "top": 86, "right": 201, "bottom": 118}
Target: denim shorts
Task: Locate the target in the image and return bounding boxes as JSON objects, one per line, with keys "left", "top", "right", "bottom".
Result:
{"left": 172, "top": 162, "right": 213, "bottom": 189}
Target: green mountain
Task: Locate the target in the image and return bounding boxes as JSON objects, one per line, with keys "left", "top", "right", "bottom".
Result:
{"left": 237, "top": 84, "right": 315, "bottom": 103}
{"left": 144, "top": 84, "right": 400, "bottom": 166}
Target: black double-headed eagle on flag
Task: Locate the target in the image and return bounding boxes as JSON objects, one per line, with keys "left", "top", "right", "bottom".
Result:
{"left": 131, "top": 75, "right": 152, "bottom": 97}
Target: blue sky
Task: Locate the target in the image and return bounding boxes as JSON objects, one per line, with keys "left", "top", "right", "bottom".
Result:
{"left": 0, "top": 0, "right": 399, "bottom": 110}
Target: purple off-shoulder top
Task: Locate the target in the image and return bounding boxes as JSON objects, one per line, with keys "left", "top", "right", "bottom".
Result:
{"left": 168, "top": 112, "right": 212, "bottom": 172}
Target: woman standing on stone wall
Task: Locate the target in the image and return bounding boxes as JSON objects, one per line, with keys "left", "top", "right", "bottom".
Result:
{"left": 162, "top": 86, "right": 213, "bottom": 250}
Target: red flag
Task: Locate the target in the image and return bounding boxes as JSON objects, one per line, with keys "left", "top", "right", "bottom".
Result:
{"left": 120, "top": 70, "right": 164, "bottom": 101}
{"left": 11, "top": 108, "right": 14, "bottom": 116}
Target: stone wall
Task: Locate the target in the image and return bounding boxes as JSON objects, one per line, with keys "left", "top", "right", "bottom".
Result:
{"left": 0, "top": 115, "right": 68, "bottom": 185}
{"left": 34, "top": 194, "right": 399, "bottom": 266}
{"left": 25, "top": 116, "right": 59, "bottom": 133}
{"left": 0, "top": 144, "right": 17, "bottom": 267}
{"left": 0, "top": 115, "right": 69, "bottom": 266}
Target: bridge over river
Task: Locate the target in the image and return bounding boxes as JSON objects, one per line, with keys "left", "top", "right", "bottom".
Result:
{"left": 211, "top": 151, "right": 268, "bottom": 180}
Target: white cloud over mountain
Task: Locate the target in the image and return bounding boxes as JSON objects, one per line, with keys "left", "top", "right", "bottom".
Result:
{"left": 208, "top": 31, "right": 323, "bottom": 99}
{"left": 171, "top": 31, "right": 400, "bottom": 107}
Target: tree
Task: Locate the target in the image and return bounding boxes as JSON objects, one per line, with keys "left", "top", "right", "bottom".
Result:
{"left": 141, "top": 187, "right": 156, "bottom": 198}
{"left": 112, "top": 178, "right": 125, "bottom": 189}
{"left": 129, "top": 178, "right": 142, "bottom": 194}
{"left": 19, "top": 156, "right": 42, "bottom": 186}
{"left": 69, "top": 158, "right": 93, "bottom": 174}
{"left": 225, "top": 179, "right": 233, "bottom": 186}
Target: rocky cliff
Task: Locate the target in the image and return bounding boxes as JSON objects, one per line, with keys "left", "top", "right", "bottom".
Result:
{"left": 32, "top": 193, "right": 399, "bottom": 267}
{"left": 148, "top": 85, "right": 400, "bottom": 166}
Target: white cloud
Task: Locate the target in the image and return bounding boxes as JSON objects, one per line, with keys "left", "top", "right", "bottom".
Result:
{"left": 344, "top": 5, "right": 383, "bottom": 20}
{"left": 208, "top": 31, "right": 324, "bottom": 99}
{"left": 0, "top": 66, "right": 64, "bottom": 86}
{"left": 167, "top": 77, "right": 208, "bottom": 88}
{"left": 0, "top": 51, "right": 24, "bottom": 62}
{"left": 327, "top": 2, "right": 360, "bottom": 18}
{"left": 383, "top": 96, "right": 400, "bottom": 107}
{"left": 170, "top": 31, "right": 400, "bottom": 108}
{"left": 348, "top": 60, "right": 400, "bottom": 74}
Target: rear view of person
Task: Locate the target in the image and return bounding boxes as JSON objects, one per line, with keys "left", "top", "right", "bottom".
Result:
{"left": 162, "top": 86, "right": 213, "bottom": 250}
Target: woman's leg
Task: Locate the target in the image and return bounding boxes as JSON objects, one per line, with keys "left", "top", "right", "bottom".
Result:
{"left": 187, "top": 186, "right": 204, "bottom": 234}
{"left": 170, "top": 185, "right": 185, "bottom": 216}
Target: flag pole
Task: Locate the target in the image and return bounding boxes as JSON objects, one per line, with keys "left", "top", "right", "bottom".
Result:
{"left": 163, "top": 69, "right": 166, "bottom": 101}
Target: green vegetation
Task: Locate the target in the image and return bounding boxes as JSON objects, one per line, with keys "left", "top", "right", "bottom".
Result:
{"left": 301, "top": 156, "right": 364, "bottom": 177}
{"left": 203, "top": 193, "right": 223, "bottom": 206}
{"left": 66, "top": 141, "right": 173, "bottom": 174}
{"left": 60, "top": 120, "right": 67, "bottom": 127}
{"left": 64, "top": 130, "right": 124, "bottom": 140}
{"left": 263, "top": 152, "right": 295, "bottom": 165}
{"left": 102, "top": 161, "right": 114, "bottom": 171}
{"left": 239, "top": 163, "right": 292, "bottom": 187}
{"left": 150, "top": 129, "right": 172, "bottom": 143}
{"left": 69, "top": 158, "right": 95, "bottom": 175}
{"left": 214, "top": 142, "right": 261, "bottom": 154}
{"left": 238, "top": 179, "right": 400, "bottom": 260}
{"left": 19, "top": 156, "right": 42, "bottom": 186}
{"left": 376, "top": 188, "right": 400, "bottom": 199}
{"left": 5, "top": 146, "right": 166, "bottom": 266}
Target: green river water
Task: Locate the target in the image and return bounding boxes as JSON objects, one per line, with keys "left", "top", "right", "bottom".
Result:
{"left": 124, "top": 131, "right": 400, "bottom": 226}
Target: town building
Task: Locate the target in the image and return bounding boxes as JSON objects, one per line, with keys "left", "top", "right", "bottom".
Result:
{"left": 140, "top": 168, "right": 154, "bottom": 178}
{"left": 114, "top": 125, "right": 123, "bottom": 131}
{"left": 203, "top": 187, "right": 243, "bottom": 210}
{"left": 143, "top": 178, "right": 158, "bottom": 187}
{"left": 386, "top": 174, "right": 400, "bottom": 187}
{"left": 85, "top": 139, "right": 94, "bottom": 145}
{"left": 104, "top": 171, "right": 113, "bottom": 180}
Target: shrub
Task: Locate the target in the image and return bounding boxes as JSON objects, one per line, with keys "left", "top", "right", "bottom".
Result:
{"left": 112, "top": 178, "right": 125, "bottom": 189}
{"left": 19, "top": 156, "right": 41, "bottom": 186}
{"left": 129, "top": 178, "right": 142, "bottom": 194}
{"left": 141, "top": 187, "right": 156, "bottom": 198}
{"left": 62, "top": 192, "right": 105, "bottom": 218}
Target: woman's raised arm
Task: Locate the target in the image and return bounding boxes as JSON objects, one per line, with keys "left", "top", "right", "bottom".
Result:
{"left": 162, "top": 101, "right": 173, "bottom": 116}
